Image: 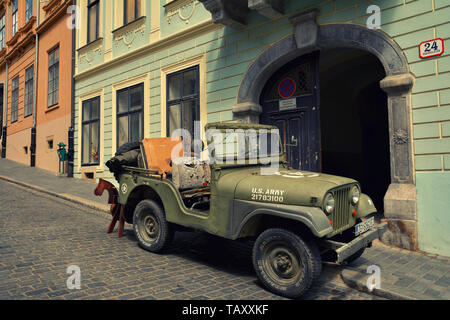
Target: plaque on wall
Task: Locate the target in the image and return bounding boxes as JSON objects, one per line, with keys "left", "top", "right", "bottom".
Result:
{"left": 279, "top": 98, "right": 297, "bottom": 111}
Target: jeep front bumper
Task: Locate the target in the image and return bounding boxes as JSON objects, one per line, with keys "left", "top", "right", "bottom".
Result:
{"left": 321, "top": 222, "right": 388, "bottom": 263}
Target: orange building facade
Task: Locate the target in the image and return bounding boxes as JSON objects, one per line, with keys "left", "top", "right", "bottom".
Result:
{"left": 0, "top": 0, "right": 36, "bottom": 166}
{"left": 0, "top": 0, "right": 73, "bottom": 173}
{"left": 35, "top": 0, "right": 73, "bottom": 173}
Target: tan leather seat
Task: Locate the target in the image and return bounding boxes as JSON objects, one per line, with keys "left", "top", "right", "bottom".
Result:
{"left": 140, "top": 137, "right": 183, "bottom": 177}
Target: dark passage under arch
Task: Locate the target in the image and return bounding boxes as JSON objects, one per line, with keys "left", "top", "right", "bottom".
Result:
{"left": 319, "top": 48, "right": 390, "bottom": 213}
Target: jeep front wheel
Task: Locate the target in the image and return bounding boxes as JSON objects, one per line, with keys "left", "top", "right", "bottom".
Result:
{"left": 133, "top": 200, "right": 173, "bottom": 253}
{"left": 252, "top": 228, "right": 322, "bottom": 299}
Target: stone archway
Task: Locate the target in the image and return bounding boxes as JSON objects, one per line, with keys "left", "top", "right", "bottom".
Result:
{"left": 233, "top": 9, "right": 418, "bottom": 250}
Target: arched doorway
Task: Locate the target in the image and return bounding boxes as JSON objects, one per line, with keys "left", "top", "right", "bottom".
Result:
{"left": 259, "top": 48, "right": 391, "bottom": 214}
{"left": 233, "top": 15, "right": 418, "bottom": 249}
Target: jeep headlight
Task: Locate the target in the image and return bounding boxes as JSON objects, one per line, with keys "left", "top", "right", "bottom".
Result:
{"left": 351, "top": 186, "right": 360, "bottom": 205}
{"left": 324, "top": 193, "right": 335, "bottom": 215}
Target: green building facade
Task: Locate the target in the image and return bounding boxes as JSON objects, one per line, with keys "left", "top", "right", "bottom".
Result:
{"left": 73, "top": 0, "right": 450, "bottom": 256}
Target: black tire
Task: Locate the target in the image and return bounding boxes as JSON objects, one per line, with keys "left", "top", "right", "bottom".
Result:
{"left": 115, "top": 141, "right": 140, "bottom": 156}
{"left": 133, "top": 200, "right": 173, "bottom": 253}
{"left": 252, "top": 228, "right": 322, "bottom": 299}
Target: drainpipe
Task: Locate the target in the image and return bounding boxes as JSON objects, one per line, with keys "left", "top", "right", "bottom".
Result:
{"left": 30, "top": 0, "right": 40, "bottom": 167}
{"left": 1, "top": 4, "right": 9, "bottom": 158}
{"left": 1, "top": 63, "right": 7, "bottom": 158}
{"left": 67, "top": 0, "right": 76, "bottom": 177}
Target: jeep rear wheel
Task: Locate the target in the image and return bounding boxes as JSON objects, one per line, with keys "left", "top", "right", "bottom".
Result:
{"left": 252, "top": 228, "right": 322, "bottom": 299}
{"left": 133, "top": 200, "right": 173, "bottom": 253}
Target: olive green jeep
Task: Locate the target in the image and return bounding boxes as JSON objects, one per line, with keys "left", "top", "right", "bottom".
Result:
{"left": 114, "top": 122, "right": 387, "bottom": 299}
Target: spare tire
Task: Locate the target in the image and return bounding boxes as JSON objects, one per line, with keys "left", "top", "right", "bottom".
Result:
{"left": 115, "top": 141, "right": 141, "bottom": 156}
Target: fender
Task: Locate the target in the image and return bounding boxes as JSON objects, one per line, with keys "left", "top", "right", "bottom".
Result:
{"left": 356, "top": 193, "right": 377, "bottom": 219}
{"left": 230, "top": 200, "right": 333, "bottom": 239}
{"left": 117, "top": 172, "right": 143, "bottom": 205}
{"left": 118, "top": 172, "right": 184, "bottom": 217}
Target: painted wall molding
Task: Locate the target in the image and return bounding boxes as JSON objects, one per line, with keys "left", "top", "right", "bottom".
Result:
{"left": 165, "top": 0, "right": 199, "bottom": 25}
{"left": 74, "top": 19, "right": 220, "bottom": 81}
{"left": 78, "top": 38, "right": 103, "bottom": 66}
{"left": 112, "top": 16, "right": 146, "bottom": 49}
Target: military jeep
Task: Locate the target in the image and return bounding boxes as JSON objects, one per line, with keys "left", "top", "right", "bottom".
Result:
{"left": 113, "top": 122, "right": 387, "bottom": 299}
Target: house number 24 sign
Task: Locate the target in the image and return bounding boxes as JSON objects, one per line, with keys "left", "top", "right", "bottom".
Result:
{"left": 419, "top": 38, "right": 445, "bottom": 59}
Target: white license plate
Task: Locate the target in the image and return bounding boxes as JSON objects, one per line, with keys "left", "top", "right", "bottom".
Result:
{"left": 355, "top": 217, "right": 375, "bottom": 236}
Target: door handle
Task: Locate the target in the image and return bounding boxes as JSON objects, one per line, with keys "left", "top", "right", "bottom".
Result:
{"left": 285, "top": 136, "right": 298, "bottom": 147}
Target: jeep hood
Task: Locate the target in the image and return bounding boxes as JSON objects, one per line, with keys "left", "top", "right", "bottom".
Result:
{"left": 221, "top": 168, "right": 356, "bottom": 207}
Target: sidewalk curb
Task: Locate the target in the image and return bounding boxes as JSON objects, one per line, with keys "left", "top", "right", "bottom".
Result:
{"left": 341, "top": 268, "right": 436, "bottom": 300}
{"left": 0, "top": 174, "right": 110, "bottom": 215}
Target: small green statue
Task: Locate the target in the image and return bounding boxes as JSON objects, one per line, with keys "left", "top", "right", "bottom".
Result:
{"left": 57, "top": 142, "right": 68, "bottom": 174}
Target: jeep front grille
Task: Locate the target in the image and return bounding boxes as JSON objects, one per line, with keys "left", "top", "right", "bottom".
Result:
{"left": 331, "top": 186, "right": 352, "bottom": 233}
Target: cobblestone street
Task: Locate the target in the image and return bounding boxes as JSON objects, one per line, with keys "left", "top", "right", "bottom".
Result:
{"left": 0, "top": 180, "right": 380, "bottom": 300}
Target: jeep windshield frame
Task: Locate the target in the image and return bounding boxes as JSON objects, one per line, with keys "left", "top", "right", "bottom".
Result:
{"left": 204, "top": 123, "right": 285, "bottom": 166}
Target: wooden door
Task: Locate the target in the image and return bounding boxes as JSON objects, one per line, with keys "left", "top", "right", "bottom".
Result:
{"left": 260, "top": 52, "right": 321, "bottom": 171}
